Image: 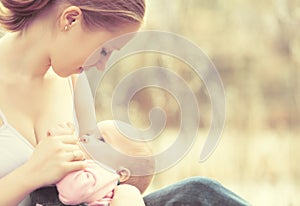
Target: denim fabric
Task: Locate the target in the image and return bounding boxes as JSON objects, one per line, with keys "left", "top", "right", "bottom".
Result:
{"left": 30, "top": 187, "right": 63, "bottom": 206}
{"left": 30, "top": 187, "right": 87, "bottom": 206}
{"left": 30, "top": 177, "right": 250, "bottom": 206}
{"left": 143, "top": 177, "right": 251, "bottom": 206}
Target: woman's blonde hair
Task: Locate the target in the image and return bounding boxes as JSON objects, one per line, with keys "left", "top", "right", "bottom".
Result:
{"left": 0, "top": 0, "right": 145, "bottom": 31}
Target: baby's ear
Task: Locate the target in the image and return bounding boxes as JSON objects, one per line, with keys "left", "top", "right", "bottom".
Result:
{"left": 116, "top": 167, "right": 131, "bottom": 183}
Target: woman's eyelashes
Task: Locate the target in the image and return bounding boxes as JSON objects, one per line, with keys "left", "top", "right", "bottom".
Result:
{"left": 83, "top": 48, "right": 112, "bottom": 70}
{"left": 100, "top": 48, "right": 108, "bottom": 57}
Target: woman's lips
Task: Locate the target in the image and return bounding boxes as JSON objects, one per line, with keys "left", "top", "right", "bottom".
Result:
{"left": 78, "top": 67, "right": 84, "bottom": 73}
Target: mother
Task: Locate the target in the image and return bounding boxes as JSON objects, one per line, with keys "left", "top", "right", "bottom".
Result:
{"left": 0, "top": 0, "right": 249, "bottom": 205}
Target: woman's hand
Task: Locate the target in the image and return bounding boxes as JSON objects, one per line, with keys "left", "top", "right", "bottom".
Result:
{"left": 25, "top": 122, "right": 86, "bottom": 188}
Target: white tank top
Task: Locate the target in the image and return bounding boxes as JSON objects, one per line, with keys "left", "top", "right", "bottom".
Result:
{"left": 0, "top": 110, "right": 34, "bottom": 178}
{"left": 0, "top": 111, "right": 34, "bottom": 206}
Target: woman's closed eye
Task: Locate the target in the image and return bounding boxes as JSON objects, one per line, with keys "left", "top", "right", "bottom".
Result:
{"left": 100, "top": 48, "right": 114, "bottom": 60}
{"left": 83, "top": 47, "right": 113, "bottom": 70}
{"left": 100, "top": 48, "right": 108, "bottom": 57}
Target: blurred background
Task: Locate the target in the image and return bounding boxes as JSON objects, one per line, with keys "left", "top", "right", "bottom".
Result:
{"left": 94, "top": 0, "right": 300, "bottom": 205}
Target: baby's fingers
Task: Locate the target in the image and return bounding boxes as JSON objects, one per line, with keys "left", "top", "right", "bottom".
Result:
{"left": 48, "top": 125, "right": 75, "bottom": 136}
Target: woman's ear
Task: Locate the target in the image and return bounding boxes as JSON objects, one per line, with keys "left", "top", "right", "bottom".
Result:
{"left": 60, "top": 6, "right": 82, "bottom": 31}
{"left": 116, "top": 167, "right": 131, "bottom": 182}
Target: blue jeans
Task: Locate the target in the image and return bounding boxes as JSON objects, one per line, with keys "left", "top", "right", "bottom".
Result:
{"left": 30, "top": 177, "right": 250, "bottom": 206}
{"left": 144, "top": 177, "right": 250, "bottom": 206}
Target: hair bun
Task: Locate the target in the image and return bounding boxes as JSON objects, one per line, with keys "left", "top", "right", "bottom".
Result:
{"left": 0, "top": 0, "right": 53, "bottom": 31}
{"left": 1, "top": 0, "right": 51, "bottom": 16}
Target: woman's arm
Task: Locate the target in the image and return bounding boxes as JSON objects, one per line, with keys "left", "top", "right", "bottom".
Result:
{"left": 0, "top": 133, "right": 86, "bottom": 205}
{"left": 0, "top": 163, "right": 39, "bottom": 205}
{"left": 57, "top": 160, "right": 119, "bottom": 205}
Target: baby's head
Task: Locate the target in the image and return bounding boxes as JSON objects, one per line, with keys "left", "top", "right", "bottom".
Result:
{"left": 97, "top": 120, "right": 155, "bottom": 193}
{"left": 112, "top": 147, "right": 155, "bottom": 194}
{"left": 116, "top": 165, "right": 154, "bottom": 194}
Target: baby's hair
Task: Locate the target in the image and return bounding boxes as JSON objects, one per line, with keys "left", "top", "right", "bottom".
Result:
{"left": 119, "top": 143, "right": 155, "bottom": 193}
{"left": 0, "top": 0, "right": 145, "bottom": 31}
{"left": 98, "top": 120, "right": 156, "bottom": 193}
{"left": 125, "top": 175, "right": 153, "bottom": 194}
{"left": 121, "top": 158, "right": 155, "bottom": 194}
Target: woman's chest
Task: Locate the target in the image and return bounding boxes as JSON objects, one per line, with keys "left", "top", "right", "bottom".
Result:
{"left": 0, "top": 77, "right": 75, "bottom": 147}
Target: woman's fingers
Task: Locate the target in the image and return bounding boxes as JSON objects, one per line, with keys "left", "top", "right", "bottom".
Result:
{"left": 65, "top": 160, "right": 88, "bottom": 172}
{"left": 51, "top": 135, "right": 79, "bottom": 144}
{"left": 62, "top": 144, "right": 82, "bottom": 152}
{"left": 69, "top": 150, "right": 85, "bottom": 161}
{"left": 66, "top": 122, "right": 75, "bottom": 131}
{"left": 51, "top": 138, "right": 85, "bottom": 160}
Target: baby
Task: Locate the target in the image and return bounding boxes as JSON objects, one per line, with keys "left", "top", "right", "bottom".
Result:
{"left": 41, "top": 120, "right": 154, "bottom": 206}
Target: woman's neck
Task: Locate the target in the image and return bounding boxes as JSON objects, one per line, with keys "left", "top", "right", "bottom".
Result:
{"left": 0, "top": 25, "right": 52, "bottom": 82}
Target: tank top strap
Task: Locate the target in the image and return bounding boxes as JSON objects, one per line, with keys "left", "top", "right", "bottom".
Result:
{"left": 68, "top": 76, "right": 75, "bottom": 97}
{"left": 0, "top": 110, "right": 8, "bottom": 126}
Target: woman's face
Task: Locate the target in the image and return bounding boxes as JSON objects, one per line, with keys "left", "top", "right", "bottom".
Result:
{"left": 50, "top": 23, "right": 140, "bottom": 77}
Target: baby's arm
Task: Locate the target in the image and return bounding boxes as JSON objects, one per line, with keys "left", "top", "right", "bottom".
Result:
{"left": 49, "top": 123, "right": 119, "bottom": 205}
{"left": 110, "top": 184, "right": 145, "bottom": 206}
{"left": 57, "top": 160, "right": 119, "bottom": 205}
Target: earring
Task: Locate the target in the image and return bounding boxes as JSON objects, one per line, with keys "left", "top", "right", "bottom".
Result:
{"left": 64, "top": 25, "right": 69, "bottom": 31}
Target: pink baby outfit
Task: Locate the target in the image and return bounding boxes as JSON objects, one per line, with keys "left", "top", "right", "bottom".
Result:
{"left": 56, "top": 160, "right": 119, "bottom": 206}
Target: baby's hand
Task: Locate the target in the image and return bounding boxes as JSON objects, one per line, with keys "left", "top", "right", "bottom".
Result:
{"left": 48, "top": 122, "right": 93, "bottom": 160}
{"left": 27, "top": 122, "right": 87, "bottom": 186}
{"left": 47, "top": 122, "right": 87, "bottom": 160}
{"left": 47, "top": 122, "right": 75, "bottom": 137}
